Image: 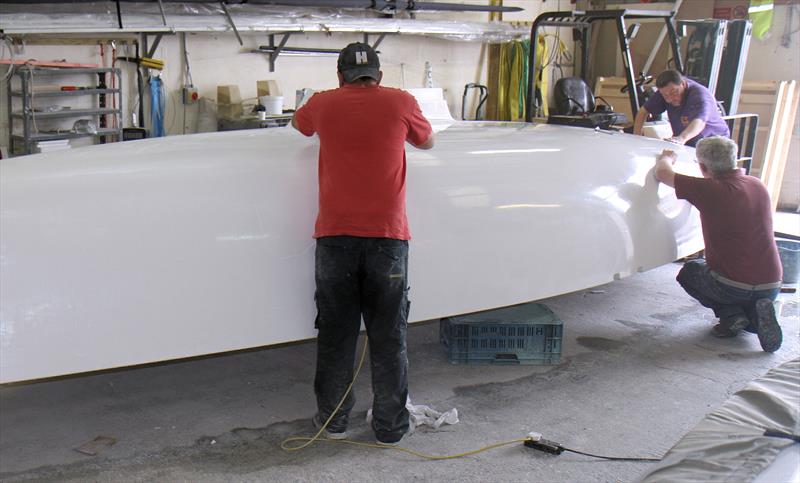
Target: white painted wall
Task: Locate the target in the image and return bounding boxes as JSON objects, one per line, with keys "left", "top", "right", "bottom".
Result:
{"left": 743, "top": 5, "right": 800, "bottom": 83}
{"left": 1, "top": 0, "right": 569, "bottom": 153}
{"left": 1, "top": 34, "right": 486, "bottom": 141}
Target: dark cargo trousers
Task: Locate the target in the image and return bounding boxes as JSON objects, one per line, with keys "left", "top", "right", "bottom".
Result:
{"left": 313, "top": 236, "right": 410, "bottom": 443}
{"left": 676, "top": 259, "right": 779, "bottom": 330}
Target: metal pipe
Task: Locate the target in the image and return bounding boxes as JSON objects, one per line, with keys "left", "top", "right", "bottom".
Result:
{"left": 219, "top": 1, "right": 244, "bottom": 46}
{"left": 6, "top": 0, "right": 522, "bottom": 11}
{"left": 616, "top": 16, "right": 640, "bottom": 116}
{"left": 156, "top": 0, "right": 168, "bottom": 27}
{"left": 642, "top": 0, "right": 683, "bottom": 74}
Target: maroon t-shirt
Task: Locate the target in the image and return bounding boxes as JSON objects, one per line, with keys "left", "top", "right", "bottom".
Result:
{"left": 674, "top": 170, "right": 782, "bottom": 285}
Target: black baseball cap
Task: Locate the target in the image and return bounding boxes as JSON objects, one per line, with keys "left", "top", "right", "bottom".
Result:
{"left": 337, "top": 42, "right": 380, "bottom": 83}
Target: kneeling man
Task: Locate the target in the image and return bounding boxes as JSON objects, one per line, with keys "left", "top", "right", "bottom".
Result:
{"left": 654, "top": 136, "right": 783, "bottom": 352}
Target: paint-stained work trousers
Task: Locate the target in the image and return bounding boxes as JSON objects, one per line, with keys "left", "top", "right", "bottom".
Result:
{"left": 677, "top": 259, "right": 779, "bottom": 331}
{"left": 313, "top": 236, "right": 410, "bottom": 444}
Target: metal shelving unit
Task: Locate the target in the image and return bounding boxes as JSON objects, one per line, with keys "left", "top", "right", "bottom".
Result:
{"left": 7, "top": 66, "right": 123, "bottom": 156}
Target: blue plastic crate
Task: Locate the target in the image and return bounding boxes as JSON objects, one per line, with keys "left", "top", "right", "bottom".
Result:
{"left": 440, "top": 302, "right": 562, "bottom": 365}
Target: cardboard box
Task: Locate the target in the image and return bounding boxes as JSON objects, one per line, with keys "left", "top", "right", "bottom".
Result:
{"left": 217, "top": 102, "right": 243, "bottom": 120}
{"left": 217, "top": 85, "right": 242, "bottom": 105}
{"left": 713, "top": 0, "right": 749, "bottom": 20}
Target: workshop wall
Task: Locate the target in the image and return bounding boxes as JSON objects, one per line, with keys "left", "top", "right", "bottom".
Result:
{"left": 1, "top": 0, "right": 571, "bottom": 153}
{"left": 0, "top": 34, "right": 486, "bottom": 140}
{"left": 743, "top": 4, "right": 800, "bottom": 209}
{"left": 176, "top": 32, "right": 488, "bottom": 132}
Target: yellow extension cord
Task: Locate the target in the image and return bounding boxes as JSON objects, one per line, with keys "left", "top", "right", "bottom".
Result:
{"left": 280, "top": 338, "right": 529, "bottom": 460}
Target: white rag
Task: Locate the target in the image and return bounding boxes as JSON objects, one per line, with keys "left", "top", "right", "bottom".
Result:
{"left": 367, "top": 396, "right": 459, "bottom": 433}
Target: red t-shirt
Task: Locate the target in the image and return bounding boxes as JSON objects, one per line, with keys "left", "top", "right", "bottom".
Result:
{"left": 293, "top": 84, "right": 432, "bottom": 240}
{"left": 674, "top": 170, "right": 782, "bottom": 285}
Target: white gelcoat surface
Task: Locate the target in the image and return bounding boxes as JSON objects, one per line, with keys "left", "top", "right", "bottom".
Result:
{"left": 0, "top": 122, "right": 704, "bottom": 383}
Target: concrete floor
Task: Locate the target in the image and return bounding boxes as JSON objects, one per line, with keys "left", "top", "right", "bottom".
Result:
{"left": 1, "top": 262, "right": 798, "bottom": 482}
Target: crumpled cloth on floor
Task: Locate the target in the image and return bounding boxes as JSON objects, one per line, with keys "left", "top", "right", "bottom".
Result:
{"left": 367, "top": 396, "right": 459, "bottom": 433}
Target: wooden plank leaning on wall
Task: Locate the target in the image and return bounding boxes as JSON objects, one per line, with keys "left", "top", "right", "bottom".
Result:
{"left": 760, "top": 80, "right": 799, "bottom": 211}
{"left": 739, "top": 80, "right": 779, "bottom": 179}
{"left": 486, "top": 43, "right": 501, "bottom": 121}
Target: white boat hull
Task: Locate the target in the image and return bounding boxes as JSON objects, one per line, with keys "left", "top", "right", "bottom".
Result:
{"left": 0, "top": 122, "right": 703, "bottom": 383}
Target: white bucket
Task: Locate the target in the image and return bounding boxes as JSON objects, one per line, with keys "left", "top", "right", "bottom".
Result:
{"left": 259, "top": 95, "right": 283, "bottom": 115}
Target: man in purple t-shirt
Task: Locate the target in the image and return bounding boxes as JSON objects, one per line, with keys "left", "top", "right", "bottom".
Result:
{"left": 634, "top": 70, "right": 730, "bottom": 147}
{"left": 654, "top": 136, "right": 783, "bottom": 352}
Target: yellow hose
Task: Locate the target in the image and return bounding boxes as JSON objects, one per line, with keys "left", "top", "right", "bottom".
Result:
{"left": 496, "top": 35, "right": 548, "bottom": 121}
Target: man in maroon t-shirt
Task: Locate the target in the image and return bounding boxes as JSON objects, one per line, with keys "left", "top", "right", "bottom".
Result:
{"left": 292, "top": 42, "right": 434, "bottom": 444}
{"left": 654, "top": 136, "right": 782, "bottom": 352}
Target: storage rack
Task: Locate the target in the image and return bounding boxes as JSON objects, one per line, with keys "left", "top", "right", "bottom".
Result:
{"left": 7, "top": 66, "right": 123, "bottom": 155}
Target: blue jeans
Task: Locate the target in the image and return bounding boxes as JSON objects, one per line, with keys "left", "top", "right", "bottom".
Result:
{"left": 313, "top": 236, "right": 410, "bottom": 443}
{"left": 676, "top": 259, "right": 779, "bottom": 331}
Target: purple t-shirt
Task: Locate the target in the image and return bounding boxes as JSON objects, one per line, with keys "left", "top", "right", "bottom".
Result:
{"left": 644, "top": 78, "right": 730, "bottom": 146}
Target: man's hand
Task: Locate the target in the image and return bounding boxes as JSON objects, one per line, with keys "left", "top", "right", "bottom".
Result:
{"left": 291, "top": 90, "right": 317, "bottom": 132}
{"left": 654, "top": 149, "right": 677, "bottom": 187}
{"left": 658, "top": 149, "right": 678, "bottom": 164}
{"left": 296, "top": 89, "right": 316, "bottom": 110}
{"left": 664, "top": 136, "right": 686, "bottom": 145}
{"left": 668, "top": 118, "right": 706, "bottom": 146}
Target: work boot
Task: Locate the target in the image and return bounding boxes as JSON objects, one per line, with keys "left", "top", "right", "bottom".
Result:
{"left": 755, "top": 299, "right": 782, "bottom": 353}
{"left": 710, "top": 323, "right": 738, "bottom": 338}
{"left": 373, "top": 420, "right": 406, "bottom": 446}
{"left": 711, "top": 314, "right": 750, "bottom": 338}
{"left": 725, "top": 315, "right": 751, "bottom": 333}
{"left": 375, "top": 432, "right": 405, "bottom": 447}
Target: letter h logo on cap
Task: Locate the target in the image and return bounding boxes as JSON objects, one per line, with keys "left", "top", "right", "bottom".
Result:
{"left": 338, "top": 42, "right": 381, "bottom": 83}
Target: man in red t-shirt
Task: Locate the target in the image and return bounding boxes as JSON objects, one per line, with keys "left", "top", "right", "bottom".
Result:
{"left": 292, "top": 42, "right": 434, "bottom": 444}
{"left": 654, "top": 136, "right": 783, "bottom": 352}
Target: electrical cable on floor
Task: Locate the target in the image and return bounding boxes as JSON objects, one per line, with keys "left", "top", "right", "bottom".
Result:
{"left": 286, "top": 435, "right": 529, "bottom": 460}
{"left": 280, "top": 336, "right": 370, "bottom": 452}
{"left": 524, "top": 433, "right": 661, "bottom": 461}
{"left": 280, "top": 337, "right": 663, "bottom": 463}
{"left": 280, "top": 337, "right": 526, "bottom": 459}
{"left": 560, "top": 447, "right": 661, "bottom": 462}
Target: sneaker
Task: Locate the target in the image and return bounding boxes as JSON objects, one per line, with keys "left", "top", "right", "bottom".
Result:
{"left": 375, "top": 432, "right": 405, "bottom": 447}
{"left": 312, "top": 413, "right": 347, "bottom": 440}
{"left": 755, "top": 299, "right": 782, "bottom": 353}
{"left": 375, "top": 437, "right": 403, "bottom": 447}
